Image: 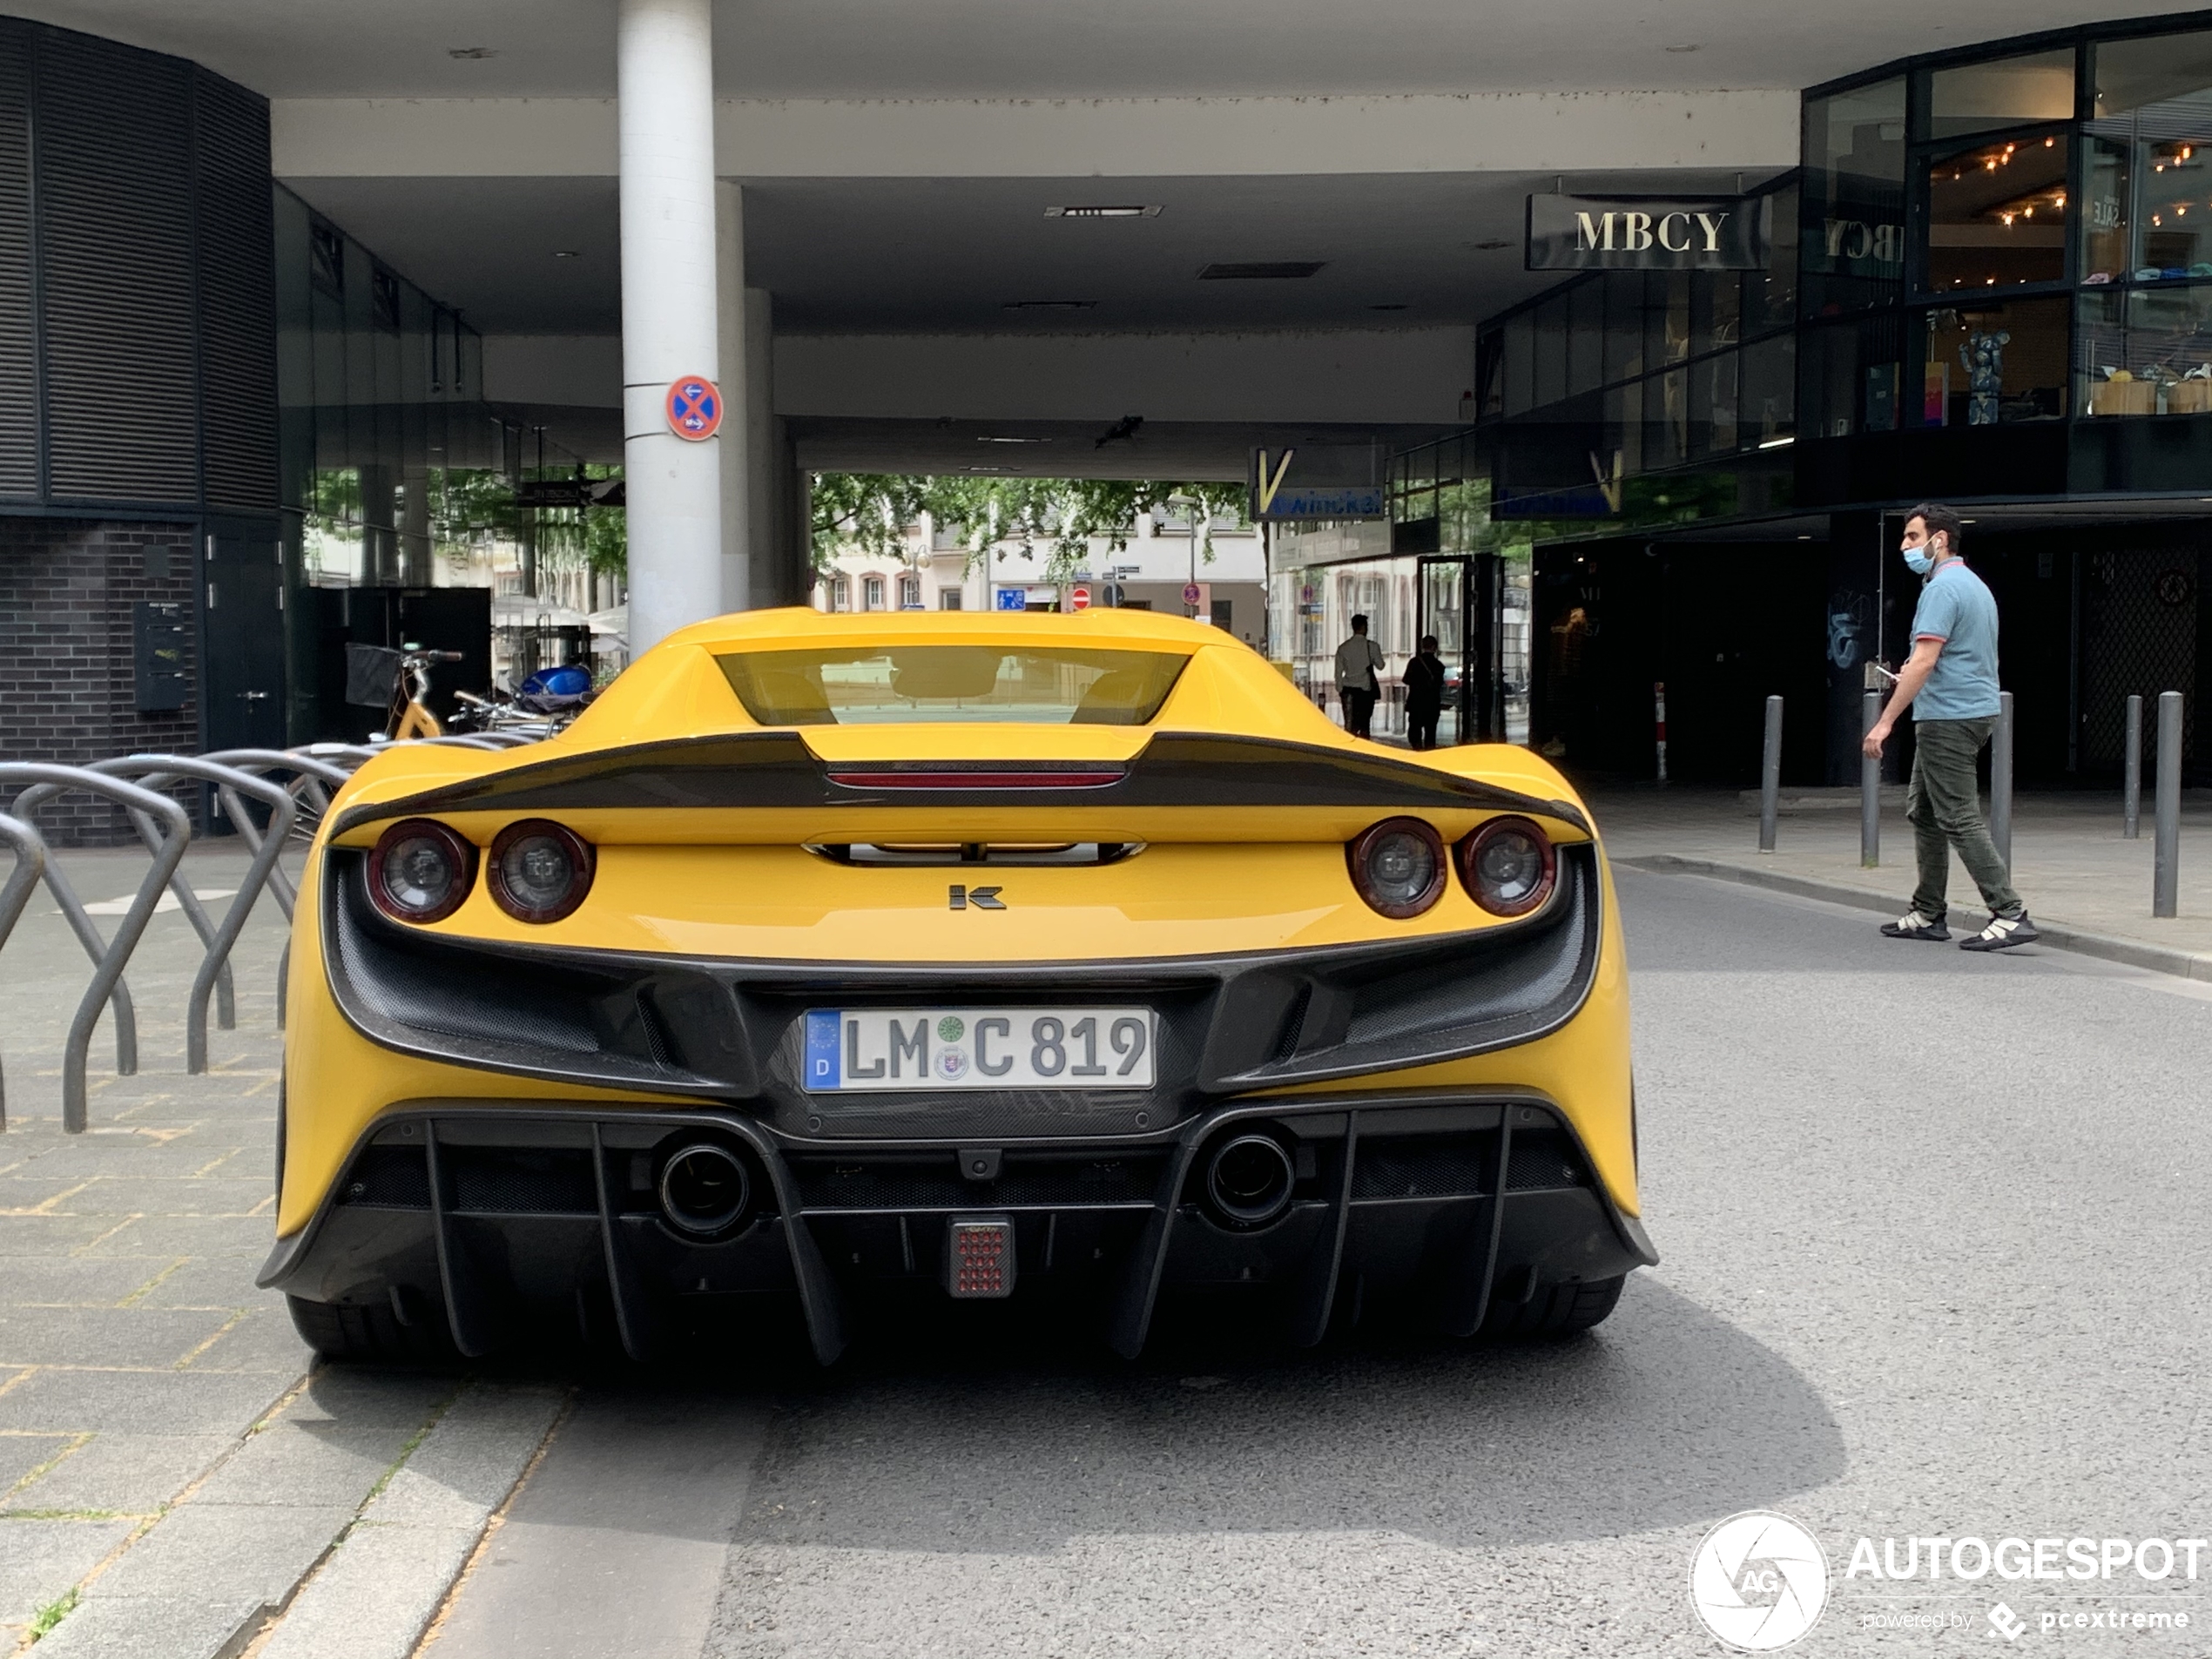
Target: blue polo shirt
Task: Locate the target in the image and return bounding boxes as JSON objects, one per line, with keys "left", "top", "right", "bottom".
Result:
{"left": 1911, "top": 558, "right": 2002, "bottom": 721}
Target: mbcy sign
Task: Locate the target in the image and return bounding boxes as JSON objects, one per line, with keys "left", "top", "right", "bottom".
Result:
{"left": 1525, "top": 194, "right": 1770, "bottom": 271}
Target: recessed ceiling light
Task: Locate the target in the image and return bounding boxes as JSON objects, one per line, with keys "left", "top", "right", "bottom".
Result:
{"left": 1002, "top": 300, "right": 1097, "bottom": 312}
{"left": 1045, "top": 205, "right": 1162, "bottom": 219}
{"left": 1471, "top": 239, "right": 1513, "bottom": 251}
{"left": 1369, "top": 303, "right": 1408, "bottom": 311}
{"left": 1664, "top": 43, "right": 1702, "bottom": 52}
{"left": 1198, "top": 261, "right": 1325, "bottom": 280}
{"left": 448, "top": 46, "right": 497, "bottom": 58}
{"left": 552, "top": 250, "right": 580, "bottom": 260}
{"left": 979, "top": 435, "right": 1051, "bottom": 443}
{"left": 965, "top": 465, "right": 1014, "bottom": 474}
{"left": 1757, "top": 435, "right": 1796, "bottom": 449}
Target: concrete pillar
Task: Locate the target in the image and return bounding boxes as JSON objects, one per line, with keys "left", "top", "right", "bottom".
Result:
{"left": 745, "top": 287, "right": 778, "bottom": 607}
{"left": 618, "top": 0, "right": 722, "bottom": 656}
{"left": 715, "top": 182, "right": 751, "bottom": 617}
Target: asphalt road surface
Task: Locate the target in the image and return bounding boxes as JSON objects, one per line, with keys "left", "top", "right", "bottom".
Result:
{"left": 415, "top": 869, "right": 2212, "bottom": 1659}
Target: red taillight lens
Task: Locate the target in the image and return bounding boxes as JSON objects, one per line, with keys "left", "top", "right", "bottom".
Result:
{"left": 487, "top": 819, "right": 595, "bottom": 923}
{"left": 1345, "top": 817, "right": 1447, "bottom": 919}
{"left": 1459, "top": 815, "right": 1555, "bottom": 917}
{"left": 368, "top": 819, "right": 475, "bottom": 924}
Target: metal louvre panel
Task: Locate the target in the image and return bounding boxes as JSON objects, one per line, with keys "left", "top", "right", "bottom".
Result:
{"left": 0, "top": 24, "right": 36, "bottom": 498}
{"left": 192, "top": 70, "right": 275, "bottom": 511}
{"left": 37, "top": 30, "right": 197, "bottom": 505}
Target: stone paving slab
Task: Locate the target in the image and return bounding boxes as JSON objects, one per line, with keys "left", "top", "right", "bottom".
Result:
{"left": 9, "top": 1433, "right": 237, "bottom": 1517}
{"left": 30, "top": 1595, "right": 267, "bottom": 1659}
{"left": 0, "top": 1305, "right": 241, "bottom": 1370}
{"left": 256, "top": 1383, "right": 568, "bottom": 1659}
{"left": 0, "top": 1516, "right": 135, "bottom": 1628}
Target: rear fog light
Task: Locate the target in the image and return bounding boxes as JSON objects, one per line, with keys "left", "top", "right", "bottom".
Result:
{"left": 946, "top": 1216, "right": 1015, "bottom": 1298}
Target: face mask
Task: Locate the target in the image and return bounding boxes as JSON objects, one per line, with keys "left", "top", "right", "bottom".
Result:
{"left": 1904, "top": 546, "right": 1935, "bottom": 577}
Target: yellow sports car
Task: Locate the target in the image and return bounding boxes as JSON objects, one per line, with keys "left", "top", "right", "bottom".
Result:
{"left": 263, "top": 609, "right": 1651, "bottom": 1362}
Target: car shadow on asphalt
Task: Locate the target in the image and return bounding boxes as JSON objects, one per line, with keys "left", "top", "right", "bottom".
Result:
{"left": 391, "top": 1268, "right": 1840, "bottom": 1555}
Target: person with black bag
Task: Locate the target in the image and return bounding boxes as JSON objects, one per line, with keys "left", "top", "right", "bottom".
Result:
{"left": 1403, "top": 634, "right": 1446, "bottom": 751}
{"left": 1334, "top": 613, "right": 1385, "bottom": 739}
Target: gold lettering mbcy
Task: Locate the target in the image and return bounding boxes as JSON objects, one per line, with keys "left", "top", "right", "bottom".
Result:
{"left": 1574, "top": 209, "right": 1731, "bottom": 255}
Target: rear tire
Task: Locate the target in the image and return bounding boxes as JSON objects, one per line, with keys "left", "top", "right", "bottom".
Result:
{"left": 1481, "top": 1274, "right": 1626, "bottom": 1339}
{"left": 287, "top": 1294, "right": 455, "bottom": 1366}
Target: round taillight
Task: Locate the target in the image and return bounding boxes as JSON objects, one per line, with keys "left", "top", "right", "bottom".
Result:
{"left": 368, "top": 819, "right": 475, "bottom": 925}
{"left": 488, "top": 819, "right": 595, "bottom": 923}
{"left": 1459, "top": 815, "right": 1556, "bottom": 917}
{"left": 1345, "top": 817, "right": 1447, "bottom": 919}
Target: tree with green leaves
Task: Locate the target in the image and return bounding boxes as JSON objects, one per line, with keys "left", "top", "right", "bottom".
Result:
{"left": 810, "top": 475, "right": 1247, "bottom": 585}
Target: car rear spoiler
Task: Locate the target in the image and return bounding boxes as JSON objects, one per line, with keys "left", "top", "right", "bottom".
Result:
{"left": 328, "top": 731, "right": 1588, "bottom": 836}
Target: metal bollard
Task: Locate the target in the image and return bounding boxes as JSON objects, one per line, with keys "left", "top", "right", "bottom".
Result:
{"left": 1758, "top": 695, "right": 1783, "bottom": 853}
{"left": 2154, "top": 690, "right": 2182, "bottom": 919}
{"left": 1991, "top": 690, "right": 2014, "bottom": 872}
{"left": 1861, "top": 690, "right": 1881, "bottom": 868}
{"left": 2124, "top": 693, "right": 2143, "bottom": 840}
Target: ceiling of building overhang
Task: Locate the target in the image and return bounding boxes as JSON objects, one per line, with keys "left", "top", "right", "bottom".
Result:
{"left": 283, "top": 169, "right": 1787, "bottom": 338}
{"left": 9, "top": 0, "right": 2209, "bottom": 99}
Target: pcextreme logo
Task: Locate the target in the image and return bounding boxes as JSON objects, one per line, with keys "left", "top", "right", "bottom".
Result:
{"left": 1689, "top": 1511, "right": 1831, "bottom": 1651}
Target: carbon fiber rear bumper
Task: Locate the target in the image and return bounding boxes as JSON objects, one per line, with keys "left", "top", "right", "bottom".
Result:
{"left": 260, "top": 1088, "right": 1656, "bottom": 1363}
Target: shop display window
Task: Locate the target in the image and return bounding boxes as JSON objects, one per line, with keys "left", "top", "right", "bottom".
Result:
{"left": 1925, "top": 134, "right": 2070, "bottom": 293}
{"left": 1567, "top": 280, "right": 1605, "bottom": 397}
{"left": 1744, "top": 185, "right": 1801, "bottom": 334}
{"left": 1927, "top": 49, "right": 2076, "bottom": 140}
{"left": 1502, "top": 313, "right": 1534, "bottom": 417}
{"left": 1921, "top": 296, "right": 2069, "bottom": 424}
{"left": 1534, "top": 291, "right": 1570, "bottom": 408}
{"left": 1691, "top": 350, "right": 1739, "bottom": 455}
{"left": 2077, "top": 284, "right": 2212, "bottom": 415}
{"left": 1603, "top": 276, "right": 1645, "bottom": 385}
{"left": 1741, "top": 334, "right": 1796, "bottom": 445}
{"left": 2081, "top": 33, "right": 2212, "bottom": 285}
{"left": 1804, "top": 79, "right": 1906, "bottom": 317}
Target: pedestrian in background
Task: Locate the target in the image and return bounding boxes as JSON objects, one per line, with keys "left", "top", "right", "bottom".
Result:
{"left": 1335, "top": 614, "right": 1385, "bottom": 739}
{"left": 1404, "top": 634, "right": 1446, "bottom": 751}
{"left": 1864, "top": 502, "right": 2040, "bottom": 952}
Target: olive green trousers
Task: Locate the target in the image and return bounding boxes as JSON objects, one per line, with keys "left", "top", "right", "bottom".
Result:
{"left": 1907, "top": 715, "right": 2023, "bottom": 922}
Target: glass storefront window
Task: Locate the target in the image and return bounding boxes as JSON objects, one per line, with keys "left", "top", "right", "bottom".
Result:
{"left": 1534, "top": 291, "right": 1569, "bottom": 408}
{"left": 1804, "top": 79, "right": 1906, "bottom": 316}
{"left": 1567, "top": 280, "right": 1604, "bottom": 397}
{"left": 1925, "top": 134, "right": 2071, "bottom": 293}
{"left": 1928, "top": 49, "right": 2076, "bottom": 139}
{"left": 1692, "top": 350, "right": 1739, "bottom": 455}
{"left": 1742, "top": 334, "right": 1797, "bottom": 445}
{"left": 2078, "top": 284, "right": 2212, "bottom": 415}
{"left": 1604, "top": 276, "right": 1645, "bottom": 384}
{"left": 1921, "top": 295, "right": 2070, "bottom": 423}
{"left": 2080, "top": 135, "right": 2130, "bottom": 285}
{"left": 1744, "top": 183, "right": 1801, "bottom": 333}
{"left": 1503, "top": 313, "right": 1534, "bottom": 416}
{"left": 2092, "top": 29, "right": 2212, "bottom": 120}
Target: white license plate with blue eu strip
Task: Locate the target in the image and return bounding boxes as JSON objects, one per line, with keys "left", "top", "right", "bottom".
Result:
{"left": 804, "top": 1008, "right": 1155, "bottom": 1091}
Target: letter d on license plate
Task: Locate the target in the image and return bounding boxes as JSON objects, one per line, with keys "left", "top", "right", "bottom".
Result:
{"left": 803, "top": 1008, "right": 1154, "bottom": 1092}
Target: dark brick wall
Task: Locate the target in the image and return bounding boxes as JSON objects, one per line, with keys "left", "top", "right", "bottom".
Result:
{"left": 0, "top": 516, "right": 200, "bottom": 844}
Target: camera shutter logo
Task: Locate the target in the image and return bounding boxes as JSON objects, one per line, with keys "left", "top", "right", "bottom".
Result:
{"left": 1689, "top": 1510, "right": 1830, "bottom": 1650}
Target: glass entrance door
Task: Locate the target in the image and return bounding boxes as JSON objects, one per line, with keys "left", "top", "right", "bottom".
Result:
{"left": 1417, "top": 557, "right": 1469, "bottom": 746}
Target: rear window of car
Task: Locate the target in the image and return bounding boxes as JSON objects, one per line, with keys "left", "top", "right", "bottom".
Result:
{"left": 717, "top": 645, "right": 1189, "bottom": 726}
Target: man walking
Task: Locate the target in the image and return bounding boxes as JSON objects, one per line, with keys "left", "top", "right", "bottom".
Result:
{"left": 1335, "top": 613, "right": 1385, "bottom": 739}
{"left": 1864, "top": 503, "right": 2039, "bottom": 952}
{"left": 1404, "top": 634, "right": 1446, "bottom": 751}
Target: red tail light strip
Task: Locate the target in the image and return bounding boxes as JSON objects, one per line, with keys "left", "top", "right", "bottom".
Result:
{"left": 826, "top": 771, "right": 1126, "bottom": 790}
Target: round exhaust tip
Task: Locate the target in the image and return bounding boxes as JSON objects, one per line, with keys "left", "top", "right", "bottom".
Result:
{"left": 1205, "top": 1132, "right": 1296, "bottom": 1228}
{"left": 658, "top": 1142, "right": 752, "bottom": 1238}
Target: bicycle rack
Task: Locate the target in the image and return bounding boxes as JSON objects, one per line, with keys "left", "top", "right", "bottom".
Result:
{"left": 204, "top": 750, "right": 354, "bottom": 1028}
{"left": 89, "top": 758, "right": 297, "bottom": 1075}
{"left": 0, "top": 765, "right": 189, "bottom": 1132}
{"left": 0, "top": 814, "right": 48, "bottom": 1128}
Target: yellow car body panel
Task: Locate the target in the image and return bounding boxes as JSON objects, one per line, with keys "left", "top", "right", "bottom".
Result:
{"left": 271, "top": 608, "right": 1648, "bottom": 1361}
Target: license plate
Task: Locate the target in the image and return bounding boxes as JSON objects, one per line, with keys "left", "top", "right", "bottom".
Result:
{"left": 803, "top": 1008, "right": 1155, "bottom": 1092}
